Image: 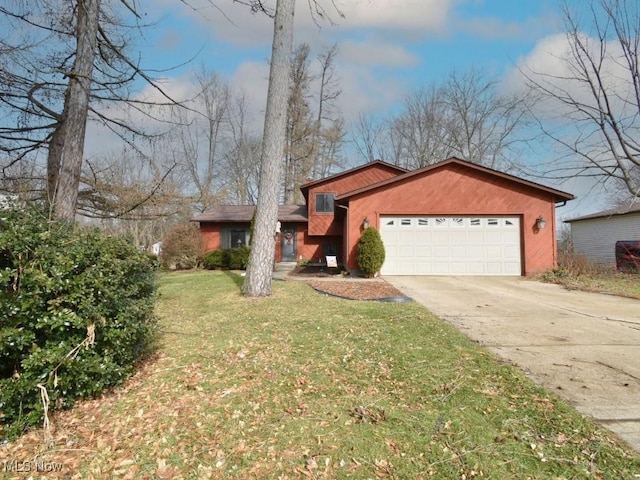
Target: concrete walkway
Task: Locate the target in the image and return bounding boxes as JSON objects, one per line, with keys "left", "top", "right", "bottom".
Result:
{"left": 385, "top": 276, "right": 640, "bottom": 452}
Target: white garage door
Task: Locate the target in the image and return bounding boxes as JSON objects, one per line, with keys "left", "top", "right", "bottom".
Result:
{"left": 380, "top": 216, "right": 522, "bottom": 276}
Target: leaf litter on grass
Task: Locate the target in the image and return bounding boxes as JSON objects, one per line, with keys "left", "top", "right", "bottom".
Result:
{"left": 2, "top": 270, "right": 639, "bottom": 479}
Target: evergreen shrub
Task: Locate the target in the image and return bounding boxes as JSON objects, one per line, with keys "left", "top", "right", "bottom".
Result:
{"left": 356, "top": 226, "right": 386, "bottom": 277}
{"left": 202, "top": 249, "right": 226, "bottom": 269}
{"left": 0, "top": 205, "right": 158, "bottom": 440}
{"left": 202, "top": 247, "right": 250, "bottom": 270}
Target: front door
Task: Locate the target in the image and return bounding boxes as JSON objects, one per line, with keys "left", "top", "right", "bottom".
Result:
{"left": 281, "top": 226, "right": 297, "bottom": 262}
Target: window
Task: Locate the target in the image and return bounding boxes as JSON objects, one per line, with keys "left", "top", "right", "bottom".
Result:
{"left": 451, "top": 218, "right": 464, "bottom": 227}
{"left": 315, "top": 193, "right": 335, "bottom": 213}
{"left": 488, "top": 218, "right": 499, "bottom": 226}
{"left": 222, "top": 228, "right": 249, "bottom": 249}
{"left": 400, "top": 218, "right": 412, "bottom": 226}
{"left": 470, "top": 218, "right": 481, "bottom": 226}
{"left": 418, "top": 218, "right": 429, "bottom": 226}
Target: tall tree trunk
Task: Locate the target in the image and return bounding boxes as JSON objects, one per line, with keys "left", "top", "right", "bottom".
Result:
{"left": 47, "top": 0, "right": 100, "bottom": 220}
{"left": 242, "top": 0, "right": 295, "bottom": 297}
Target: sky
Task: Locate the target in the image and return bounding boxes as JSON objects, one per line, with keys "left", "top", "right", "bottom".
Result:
{"left": 114, "top": 0, "right": 612, "bottom": 220}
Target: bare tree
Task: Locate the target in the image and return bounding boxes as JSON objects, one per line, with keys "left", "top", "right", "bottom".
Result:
{"left": 352, "top": 69, "right": 529, "bottom": 171}
{"left": 47, "top": 0, "right": 101, "bottom": 219}
{"left": 224, "top": 92, "right": 262, "bottom": 204}
{"left": 283, "top": 43, "right": 316, "bottom": 205}
{"left": 0, "top": 0, "right": 181, "bottom": 219}
{"left": 239, "top": 0, "right": 343, "bottom": 297}
{"left": 171, "top": 69, "right": 231, "bottom": 213}
{"left": 351, "top": 113, "right": 393, "bottom": 163}
{"left": 522, "top": 0, "right": 640, "bottom": 199}
{"left": 242, "top": 0, "right": 296, "bottom": 297}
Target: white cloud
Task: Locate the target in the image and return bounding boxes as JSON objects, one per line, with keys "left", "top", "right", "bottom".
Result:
{"left": 153, "top": 0, "right": 455, "bottom": 48}
{"left": 331, "top": 0, "right": 453, "bottom": 31}
{"left": 340, "top": 40, "right": 419, "bottom": 68}
{"left": 505, "top": 32, "right": 637, "bottom": 119}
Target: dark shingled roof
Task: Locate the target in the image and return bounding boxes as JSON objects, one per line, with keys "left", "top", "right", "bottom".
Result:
{"left": 192, "top": 205, "right": 308, "bottom": 223}
{"left": 565, "top": 203, "right": 640, "bottom": 222}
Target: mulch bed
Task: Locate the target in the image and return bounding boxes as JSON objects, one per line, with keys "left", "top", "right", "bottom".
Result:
{"left": 289, "top": 266, "right": 408, "bottom": 300}
{"left": 304, "top": 280, "right": 408, "bottom": 300}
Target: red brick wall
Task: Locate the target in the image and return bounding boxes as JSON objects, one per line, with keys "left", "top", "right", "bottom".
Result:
{"left": 344, "top": 164, "right": 559, "bottom": 275}
{"left": 307, "top": 164, "right": 401, "bottom": 236}
{"left": 199, "top": 223, "right": 222, "bottom": 252}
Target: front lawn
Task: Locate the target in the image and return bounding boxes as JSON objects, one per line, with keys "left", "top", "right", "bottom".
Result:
{"left": 3, "top": 271, "right": 639, "bottom": 479}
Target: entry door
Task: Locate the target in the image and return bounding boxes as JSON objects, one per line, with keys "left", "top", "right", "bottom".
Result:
{"left": 281, "top": 226, "right": 297, "bottom": 262}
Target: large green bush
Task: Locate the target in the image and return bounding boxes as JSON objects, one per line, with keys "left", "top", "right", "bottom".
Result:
{"left": 202, "top": 249, "right": 226, "bottom": 269}
{"left": 356, "top": 227, "right": 386, "bottom": 277}
{"left": 227, "top": 246, "right": 250, "bottom": 270}
{"left": 0, "top": 206, "right": 158, "bottom": 440}
{"left": 202, "top": 247, "right": 250, "bottom": 270}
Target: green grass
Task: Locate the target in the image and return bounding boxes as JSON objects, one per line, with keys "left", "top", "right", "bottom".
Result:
{"left": 4, "top": 270, "right": 639, "bottom": 479}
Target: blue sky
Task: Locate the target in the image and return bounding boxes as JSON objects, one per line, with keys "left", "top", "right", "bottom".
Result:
{"left": 119, "top": 0, "right": 608, "bottom": 218}
{"left": 142, "top": 0, "right": 562, "bottom": 96}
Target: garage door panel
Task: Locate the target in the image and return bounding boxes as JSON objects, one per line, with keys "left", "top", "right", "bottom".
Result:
{"left": 381, "top": 215, "right": 521, "bottom": 276}
{"left": 415, "top": 246, "right": 432, "bottom": 257}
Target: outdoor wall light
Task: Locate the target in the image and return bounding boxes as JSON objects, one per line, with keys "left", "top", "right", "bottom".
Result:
{"left": 536, "top": 216, "right": 547, "bottom": 230}
{"left": 362, "top": 217, "right": 370, "bottom": 229}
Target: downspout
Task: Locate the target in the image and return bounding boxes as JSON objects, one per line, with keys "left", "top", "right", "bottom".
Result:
{"left": 337, "top": 204, "right": 349, "bottom": 271}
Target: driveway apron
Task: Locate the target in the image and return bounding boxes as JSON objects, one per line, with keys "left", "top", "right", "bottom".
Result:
{"left": 385, "top": 276, "right": 640, "bottom": 452}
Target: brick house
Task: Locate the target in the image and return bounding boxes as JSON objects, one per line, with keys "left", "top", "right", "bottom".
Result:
{"left": 193, "top": 157, "right": 574, "bottom": 276}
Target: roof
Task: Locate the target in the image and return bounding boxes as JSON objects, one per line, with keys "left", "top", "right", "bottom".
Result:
{"left": 335, "top": 157, "right": 575, "bottom": 203}
{"left": 192, "top": 205, "right": 308, "bottom": 223}
{"left": 299, "top": 160, "right": 408, "bottom": 192}
{"left": 564, "top": 203, "right": 640, "bottom": 223}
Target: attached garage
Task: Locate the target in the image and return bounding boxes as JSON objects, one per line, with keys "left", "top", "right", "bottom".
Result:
{"left": 380, "top": 215, "right": 522, "bottom": 276}
{"left": 337, "top": 158, "right": 575, "bottom": 276}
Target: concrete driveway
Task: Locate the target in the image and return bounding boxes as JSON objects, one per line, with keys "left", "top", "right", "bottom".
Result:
{"left": 385, "top": 276, "right": 640, "bottom": 452}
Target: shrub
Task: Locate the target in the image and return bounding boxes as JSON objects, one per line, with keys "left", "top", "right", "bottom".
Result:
{"left": 160, "top": 223, "right": 204, "bottom": 270}
{"left": 227, "top": 246, "right": 250, "bottom": 270}
{"left": 203, "top": 249, "right": 226, "bottom": 270}
{"left": 356, "top": 227, "right": 386, "bottom": 277}
{"left": 202, "top": 247, "right": 250, "bottom": 270}
{"left": 0, "top": 205, "right": 158, "bottom": 440}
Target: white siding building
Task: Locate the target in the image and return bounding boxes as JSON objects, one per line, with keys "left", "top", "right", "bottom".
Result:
{"left": 565, "top": 205, "right": 640, "bottom": 266}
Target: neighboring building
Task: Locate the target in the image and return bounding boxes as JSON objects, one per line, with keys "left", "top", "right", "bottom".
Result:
{"left": 193, "top": 157, "right": 575, "bottom": 276}
{"left": 565, "top": 204, "right": 640, "bottom": 266}
{"left": 150, "top": 241, "right": 163, "bottom": 256}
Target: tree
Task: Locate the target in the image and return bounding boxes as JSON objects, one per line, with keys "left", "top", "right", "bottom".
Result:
{"left": 240, "top": 0, "right": 343, "bottom": 296}
{"left": 283, "top": 43, "right": 316, "bottom": 205}
{"left": 283, "top": 43, "right": 344, "bottom": 205}
{"left": 46, "top": 0, "right": 100, "bottom": 220}
{"left": 241, "top": 0, "right": 296, "bottom": 297}
{"left": 0, "top": 1, "right": 180, "bottom": 220}
{"left": 522, "top": 0, "right": 640, "bottom": 199}
{"left": 352, "top": 69, "right": 529, "bottom": 171}
{"left": 171, "top": 69, "right": 231, "bottom": 213}
{"left": 356, "top": 227, "right": 386, "bottom": 278}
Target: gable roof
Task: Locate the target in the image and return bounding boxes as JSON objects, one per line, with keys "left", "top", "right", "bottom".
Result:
{"left": 299, "top": 160, "right": 408, "bottom": 192}
{"left": 565, "top": 203, "right": 640, "bottom": 223}
{"left": 335, "top": 157, "right": 575, "bottom": 203}
{"left": 192, "top": 205, "right": 307, "bottom": 223}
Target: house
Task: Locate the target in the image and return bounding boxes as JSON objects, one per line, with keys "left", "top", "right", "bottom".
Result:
{"left": 565, "top": 204, "right": 640, "bottom": 267}
{"left": 193, "top": 157, "right": 575, "bottom": 276}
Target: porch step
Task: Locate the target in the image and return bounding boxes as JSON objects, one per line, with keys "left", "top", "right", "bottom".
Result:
{"left": 274, "top": 262, "right": 297, "bottom": 272}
